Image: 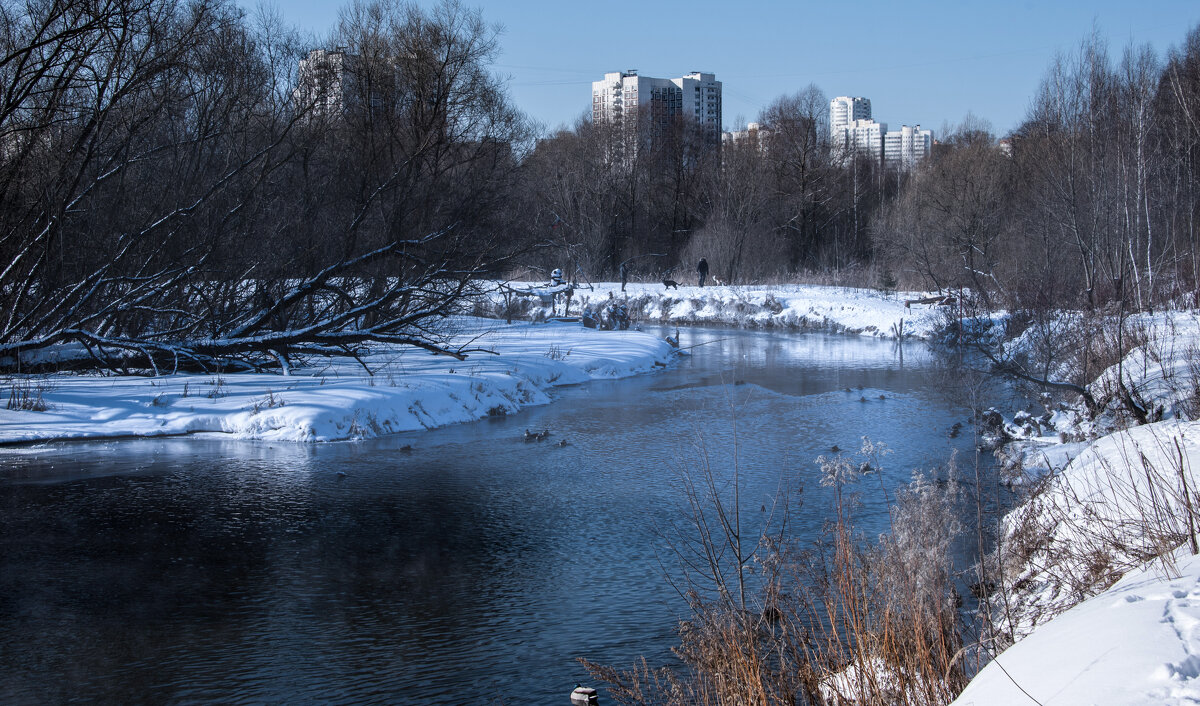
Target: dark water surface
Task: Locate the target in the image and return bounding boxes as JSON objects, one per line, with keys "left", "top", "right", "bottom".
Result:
{"left": 0, "top": 328, "right": 990, "bottom": 704}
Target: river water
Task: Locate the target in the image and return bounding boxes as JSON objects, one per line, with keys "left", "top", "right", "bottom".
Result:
{"left": 0, "top": 327, "right": 996, "bottom": 704}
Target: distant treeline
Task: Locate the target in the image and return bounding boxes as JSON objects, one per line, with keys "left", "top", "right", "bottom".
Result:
{"left": 0, "top": 0, "right": 1197, "bottom": 370}
{"left": 522, "top": 27, "right": 1200, "bottom": 316}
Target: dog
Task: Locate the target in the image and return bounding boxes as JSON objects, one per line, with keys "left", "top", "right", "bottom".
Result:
{"left": 662, "top": 279, "right": 680, "bottom": 290}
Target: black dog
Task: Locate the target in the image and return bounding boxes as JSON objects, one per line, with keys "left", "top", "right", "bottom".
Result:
{"left": 662, "top": 279, "right": 680, "bottom": 290}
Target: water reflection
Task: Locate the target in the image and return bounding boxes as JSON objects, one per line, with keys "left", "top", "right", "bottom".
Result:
{"left": 0, "top": 329, "right": 992, "bottom": 704}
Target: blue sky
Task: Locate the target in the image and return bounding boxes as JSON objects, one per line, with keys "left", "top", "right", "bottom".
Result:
{"left": 253, "top": 0, "right": 1200, "bottom": 138}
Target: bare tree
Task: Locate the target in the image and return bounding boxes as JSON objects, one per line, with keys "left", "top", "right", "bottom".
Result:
{"left": 0, "top": 0, "right": 531, "bottom": 374}
{"left": 875, "top": 119, "right": 1011, "bottom": 308}
{"left": 761, "top": 86, "right": 837, "bottom": 271}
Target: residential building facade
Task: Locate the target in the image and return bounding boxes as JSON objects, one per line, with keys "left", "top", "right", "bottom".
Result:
{"left": 829, "top": 95, "right": 933, "bottom": 170}
{"left": 833, "top": 118, "right": 887, "bottom": 165}
{"left": 829, "top": 96, "right": 880, "bottom": 166}
{"left": 592, "top": 70, "right": 722, "bottom": 160}
{"left": 722, "top": 122, "right": 771, "bottom": 151}
{"left": 296, "top": 48, "right": 357, "bottom": 119}
{"left": 883, "top": 124, "right": 933, "bottom": 171}
{"left": 829, "top": 96, "right": 872, "bottom": 135}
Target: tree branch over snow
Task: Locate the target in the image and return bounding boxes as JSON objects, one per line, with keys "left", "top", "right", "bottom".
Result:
{"left": 0, "top": 0, "right": 531, "bottom": 374}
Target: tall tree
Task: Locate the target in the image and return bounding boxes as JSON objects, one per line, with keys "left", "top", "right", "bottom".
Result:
{"left": 0, "top": 0, "right": 532, "bottom": 373}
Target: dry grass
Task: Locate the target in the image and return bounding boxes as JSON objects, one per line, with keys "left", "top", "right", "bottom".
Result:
{"left": 584, "top": 439, "right": 971, "bottom": 706}
{"left": 985, "top": 422, "right": 1200, "bottom": 646}
{"left": 5, "top": 377, "right": 51, "bottom": 411}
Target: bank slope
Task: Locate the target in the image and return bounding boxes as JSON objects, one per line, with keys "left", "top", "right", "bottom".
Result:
{"left": 954, "top": 311, "right": 1200, "bottom": 705}
{"left": 0, "top": 320, "right": 674, "bottom": 444}
{"left": 491, "top": 282, "right": 949, "bottom": 339}
{"left": 953, "top": 541, "right": 1200, "bottom": 706}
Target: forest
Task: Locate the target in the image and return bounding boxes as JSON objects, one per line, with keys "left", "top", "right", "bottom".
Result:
{"left": 1, "top": 0, "right": 1198, "bottom": 373}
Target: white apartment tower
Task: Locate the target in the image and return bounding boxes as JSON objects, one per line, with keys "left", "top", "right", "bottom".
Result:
{"left": 723, "top": 122, "right": 771, "bottom": 152}
{"left": 884, "top": 124, "right": 933, "bottom": 171}
{"left": 830, "top": 95, "right": 932, "bottom": 170}
{"left": 592, "top": 70, "right": 722, "bottom": 159}
{"left": 830, "top": 96, "right": 879, "bottom": 166}
{"left": 834, "top": 119, "right": 887, "bottom": 165}
{"left": 829, "top": 96, "right": 872, "bottom": 135}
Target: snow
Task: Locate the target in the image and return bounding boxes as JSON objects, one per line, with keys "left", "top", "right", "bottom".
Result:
{"left": 0, "top": 282, "right": 956, "bottom": 445}
{"left": 1087, "top": 313, "right": 1200, "bottom": 423}
{"left": 16, "top": 282, "right": 1200, "bottom": 703}
{"left": 990, "top": 420, "right": 1200, "bottom": 641}
{"left": 952, "top": 543, "right": 1200, "bottom": 706}
{"left": 955, "top": 309, "right": 1200, "bottom": 706}
{"left": 0, "top": 319, "right": 674, "bottom": 444}
{"left": 996, "top": 437, "right": 1089, "bottom": 480}
{"left": 490, "top": 281, "right": 951, "bottom": 339}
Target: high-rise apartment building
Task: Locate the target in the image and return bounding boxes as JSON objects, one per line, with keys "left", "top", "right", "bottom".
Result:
{"left": 833, "top": 118, "right": 887, "bottom": 165}
{"left": 723, "top": 122, "right": 771, "bottom": 152}
{"left": 592, "top": 70, "right": 722, "bottom": 159}
{"left": 296, "top": 48, "right": 358, "bottom": 120}
{"left": 296, "top": 48, "right": 407, "bottom": 123}
{"left": 830, "top": 95, "right": 932, "bottom": 170}
{"left": 829, "top": 96, "right": 872, "bottom": 135}
{"left": 830, "top": 97, "right": 879, "bottom": 166}
{"left": 884, "top": 124, "right": 933, "bottom": 172}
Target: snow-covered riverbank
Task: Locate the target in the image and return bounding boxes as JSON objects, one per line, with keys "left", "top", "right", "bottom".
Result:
{"left": 487, "top": 281, "right": 950, "bottom": 339}
{"left": 0, "top": 319, "right": 674, "bottom": 444}
{"left": 953, "top": 311, "right": 1200, "bottom": 706}
{"left": 0, "top": 282, "right": 955, "bottom": 446}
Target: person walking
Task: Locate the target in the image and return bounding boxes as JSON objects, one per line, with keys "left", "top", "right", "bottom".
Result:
{"left": 619, "top": 261, "right": 629, "bottom": 292}
{"left": 697, "top": 258, "right": 709, "bottom": 287}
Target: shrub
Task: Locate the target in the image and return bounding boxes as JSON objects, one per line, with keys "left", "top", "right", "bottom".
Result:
{"left": 5, "top": 378, "right": 50, "bottom": 411}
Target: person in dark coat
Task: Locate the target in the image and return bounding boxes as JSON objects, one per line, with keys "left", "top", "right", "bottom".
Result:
{"left": 697, "top": 258, "right": 709, "bottom": 287}
{"left": 619, "top": 261, "right": 629, "bottom": 292}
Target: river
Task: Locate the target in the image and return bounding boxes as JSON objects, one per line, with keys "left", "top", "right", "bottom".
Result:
{"left": 0, "top": 327, "right": 999, "bottom": 704}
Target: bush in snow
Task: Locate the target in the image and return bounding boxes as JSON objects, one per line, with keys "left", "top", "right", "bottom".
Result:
{"left": 5, "top": 377, "right": 51, "bottom": 412}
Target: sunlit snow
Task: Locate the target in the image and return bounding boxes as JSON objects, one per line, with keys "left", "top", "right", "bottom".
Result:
{"left": 0, "top": 318, "right": 673, "bottom": 444}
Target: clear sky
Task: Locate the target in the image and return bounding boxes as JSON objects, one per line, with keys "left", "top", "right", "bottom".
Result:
{"left": 251, "top": 0, "right": 1200, "bottom": 138}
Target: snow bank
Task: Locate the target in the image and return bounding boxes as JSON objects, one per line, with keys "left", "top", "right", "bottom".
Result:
{"left": 488, "top": 281, "right": 950, "bottom": 340}
{"left": 958, "top": 310, "right": 1200, "bottom": 705}
{"left": 0, "top": 319, "right": 674, "bottom": 444}
{"left": 992, "top": 420, "right": 1200, "bottom": 641}
{"left": 984, "top": 311, "right": 1200, "bottom": 478}
{"left": 952, "top": 542, "right": 1200, "bottom": 706}
{"left": 1087, "top": 313, "right": 1200, "bottom": 423}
